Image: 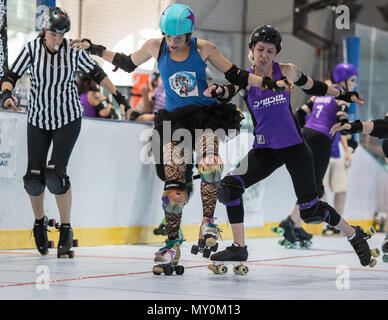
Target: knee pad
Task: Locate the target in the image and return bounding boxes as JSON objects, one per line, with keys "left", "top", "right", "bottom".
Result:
{"left": 199, "top": 155, "right": 224, "bottom": 184}
{"left": 23, "top": 164, "right": 45, "bottom": 196}
{"left": 162, "top": 188, "right": 188, "bottom": 214}
{"left": 44, "top": 161, "right": 71, "bottom": 195}
{"left": 299, "top": 198, "right": 341, "bottom": 226}
{"left": 217, "top": 175, "right": 245, "bottom": 206}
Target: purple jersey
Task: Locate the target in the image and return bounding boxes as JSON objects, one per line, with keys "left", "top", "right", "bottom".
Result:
{"left": 245, "top": 62, "right": 303, "bottom": 149}
{"left": 304, "top": 96, "right": 338, "bottom": 138}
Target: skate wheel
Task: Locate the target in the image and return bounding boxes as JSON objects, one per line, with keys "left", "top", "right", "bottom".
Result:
{"left": 382, "top": 255, "right": 388, "bottom": 263}
{"left": 48, "top": 219, "right": 56, "bottom": 227}
{"left": 48, "top": 240, "right": 55, "bottom": 248}
{"left": 233, "top": 265, "right": 249, "bottom": 275}
{"left": 174, "top": 265, "right": 184, "bottom": 275}
{"left": 278, "top": 239, "right": 284, "bottom": 246}
{"left": 369, "top": 259, "right": 377, "bottom": 268}
{"left": 198, "top": 238, "right": 206, "bottom": 247}
{"left": 153, "top": 266, "right": 163, "bottom": 275}
{"left": 164, "top": 267, "right": 173, "bottom": 275}
{"left": 68, "top": 250, "right": 75, "bottom": 258}
{"left": 191, "top": 245, "right": 199, "bottom": 255}
{"left": 205, "top": 237, "right": 217, "bottom": 248}
{"left": 208, "top": 264, "right": 218, "bottom": 274}
{"left": 217, "top": 265, "right": 228, "bottom": 274}
{"left": 73, "top": 239, "right": 79, "bottom": 247}
{"left": 305, "top": 241, "right": 312, "bottom": 249}
{"left": 210, "top": 242, "right": 218, "bottom": 252}
{"left": 203, "top": 248, "right": 211, "bottom": 259}
{"left": 153, "top": 228, "right": 161, "bottom": 235}
{"left": 366, "top": 227, "right": 376, "bottom": 237}
{"left": 371, "top": 248, "right": 380, "bottom": 258}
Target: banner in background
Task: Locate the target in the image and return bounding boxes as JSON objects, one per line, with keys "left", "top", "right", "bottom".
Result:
{"left": 0, "top": 118, "right": 16, "bottom": 177}
{"left": 345, "top": 35, "right": 361, "bottom": 122}
{"left": 0, "top": 0, "right": 7, "bottom": 78}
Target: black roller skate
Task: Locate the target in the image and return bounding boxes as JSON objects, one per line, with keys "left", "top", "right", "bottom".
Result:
{"left": 32, "top": 216, "right": 56, "bottom": 255}
{"left": 348, "top": 226, "right": 380, "bottom": 268}
{"left": 56, "top": 224, "right": 79, "bottom": 258}
{"left": 382, "top": 238, "right": 388, "bottom": 263}
{"left": 208, "top": 243, "right": 249, "bottom": 275}
{"left": 272, "top": 216, "right": 297, "bottom": 249}
{"left": 322, "top": 225, "right": 341, "bottom": 236}
{"left": 295, "top": 227, "right": 313, "bottom": 249}
{"left": 153, "top": 239, "right": 185, "bottom": 276}
{"left": 191, "top": 217, "right": 222, "bottom": 258}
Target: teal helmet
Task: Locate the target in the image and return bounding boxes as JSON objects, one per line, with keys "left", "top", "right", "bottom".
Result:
{"left": 160, "top": 4, "right": 195, "bottom": 36}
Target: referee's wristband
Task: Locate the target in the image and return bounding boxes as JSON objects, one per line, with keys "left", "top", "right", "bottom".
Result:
{"left": 1, "top": 89, "right": 13, "bottom": 108}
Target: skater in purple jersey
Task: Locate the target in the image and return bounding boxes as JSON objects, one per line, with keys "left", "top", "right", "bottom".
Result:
{"left": 282, "top": 67, "right": 357, "bottom": 245}
{"left": 204, "top": 25, "right": 379, "bottom": 271}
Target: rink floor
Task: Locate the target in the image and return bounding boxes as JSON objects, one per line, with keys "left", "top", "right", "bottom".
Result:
{"left": 0, "top": 234, "right": 387, "bottom": 300}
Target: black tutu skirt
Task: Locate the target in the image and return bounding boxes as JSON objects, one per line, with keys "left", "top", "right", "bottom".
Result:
{"left": 153, "top": 102, "right": 244, "bottom": 145}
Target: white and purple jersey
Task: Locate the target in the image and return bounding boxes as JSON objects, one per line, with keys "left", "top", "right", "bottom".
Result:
{"left": 304, "top": 95, "right": 338, "bottom": 138}
{"left": 244, "top": 62, "right": 303, "bottom": 149}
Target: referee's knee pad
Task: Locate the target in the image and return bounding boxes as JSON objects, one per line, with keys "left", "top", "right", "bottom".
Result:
{"left": 217, "top": 175, "right": 245, "bottom": 206}
{"left": 23, "top": 163, "right": 45, "bottom": 196}
{"left": 162, "top": 181, "right": 188, "bottom": 214}
{"left": 299, "top": 198, "right": 341, "bottom": 226}
{"left": 44, "top": 161, "right": 71, "bottom": 195}
{"left": 199, "top": 154, "right": 224, "bottom": 184}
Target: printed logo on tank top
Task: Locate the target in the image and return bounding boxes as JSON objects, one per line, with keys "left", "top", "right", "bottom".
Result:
{"left": 169, "top": 71, "right": 199, "bottom": 97}
{"left": 252, "top": 93, "right": 287, "bottom": 110}
{"left": 256, "top": 134, "right": 266, "bottom": 145}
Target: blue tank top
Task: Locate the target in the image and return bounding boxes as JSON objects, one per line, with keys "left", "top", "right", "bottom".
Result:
{"left": 158, "top": 37, "right": 217, "bottom": 112}
{"left": 330, "top": 132, "right": 341, "bottom": 158}
{"left": 244, "top": 63, "right": 303, "bottom": 149}
{"left": 304, "top": 95, "right": 339, "bottom": 138}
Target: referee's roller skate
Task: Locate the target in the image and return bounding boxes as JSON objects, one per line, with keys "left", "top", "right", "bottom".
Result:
{"left": 153, "top": 239, "right": 185, "bottom": 276}
{"left": 382, "top": 238, "right": 388, "bottom": 263}
{"left": 272, "top": 216, "right": 297, "bottom": 249}
{"left": 208, "top": 243, "right": 248, "bottom": 275}
{"left": 295, "top": 227, "right": 313, "bottom": 249}
{"left": 56, "top": 224, "right": 79, "bottom": 258}
{"left": 348, "top": 226, "right": 380, "bottom": 268}
{"left": 191, "top": 217, "right": 222, "bottom": 258}
{"left": 153, "top": 218, "right": 184, "bottom": 240}
{"left": 32, "top": 216, "right": 56, "bottom": 255}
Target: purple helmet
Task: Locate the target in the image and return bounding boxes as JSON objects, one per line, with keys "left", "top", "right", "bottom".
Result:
{"left": 331, "top": 63, "right": 358, "bottom": 83}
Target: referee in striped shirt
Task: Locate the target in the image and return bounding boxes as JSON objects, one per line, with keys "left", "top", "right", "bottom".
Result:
{"left": 0, "top": 7, "right": 129, "bottom": 257}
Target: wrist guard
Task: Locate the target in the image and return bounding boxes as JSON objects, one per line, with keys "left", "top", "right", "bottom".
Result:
{"left": 113, "top": 90, "right": 130, "bottom": 112}
{"left": 1, "top": 89, "right": 14, "bottom": 108}
{"left": 262, "top": 76, "right": 286, "bottom": 92}
{"left": 82, "top": 38, "right": 106, "bottom": 57}
{"left": 340, "top": 120, "right": 363, "bottom": 135}
{"left": 336, "top": 89, "right": 359, "bottom": 103}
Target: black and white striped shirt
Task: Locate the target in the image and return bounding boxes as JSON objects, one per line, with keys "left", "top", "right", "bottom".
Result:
{"left": 9, "top": 37, "right": 95, "bottom": 130}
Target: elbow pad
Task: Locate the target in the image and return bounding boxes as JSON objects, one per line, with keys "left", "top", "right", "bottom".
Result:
{"left": 302, "top": 80, "right": 328, "bottom": 96}
{"left": 370, "top": 117, "right": 388, "bottom": 139}
{"left": 112, "top": 53, "right": 137, "bottom": 73}
{"left": 88, "top": 65, "right": 107, "bottom": 84}
{"left": 224, "top": 65, "right": 249, "bottom": 89}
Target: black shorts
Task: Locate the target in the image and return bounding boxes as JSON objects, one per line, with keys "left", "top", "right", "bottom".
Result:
{"left": 232, "top": 141, "right": 318, "bottom": 203}
{"left": 27, "top": 117, "right": 81, "bottom": 168}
